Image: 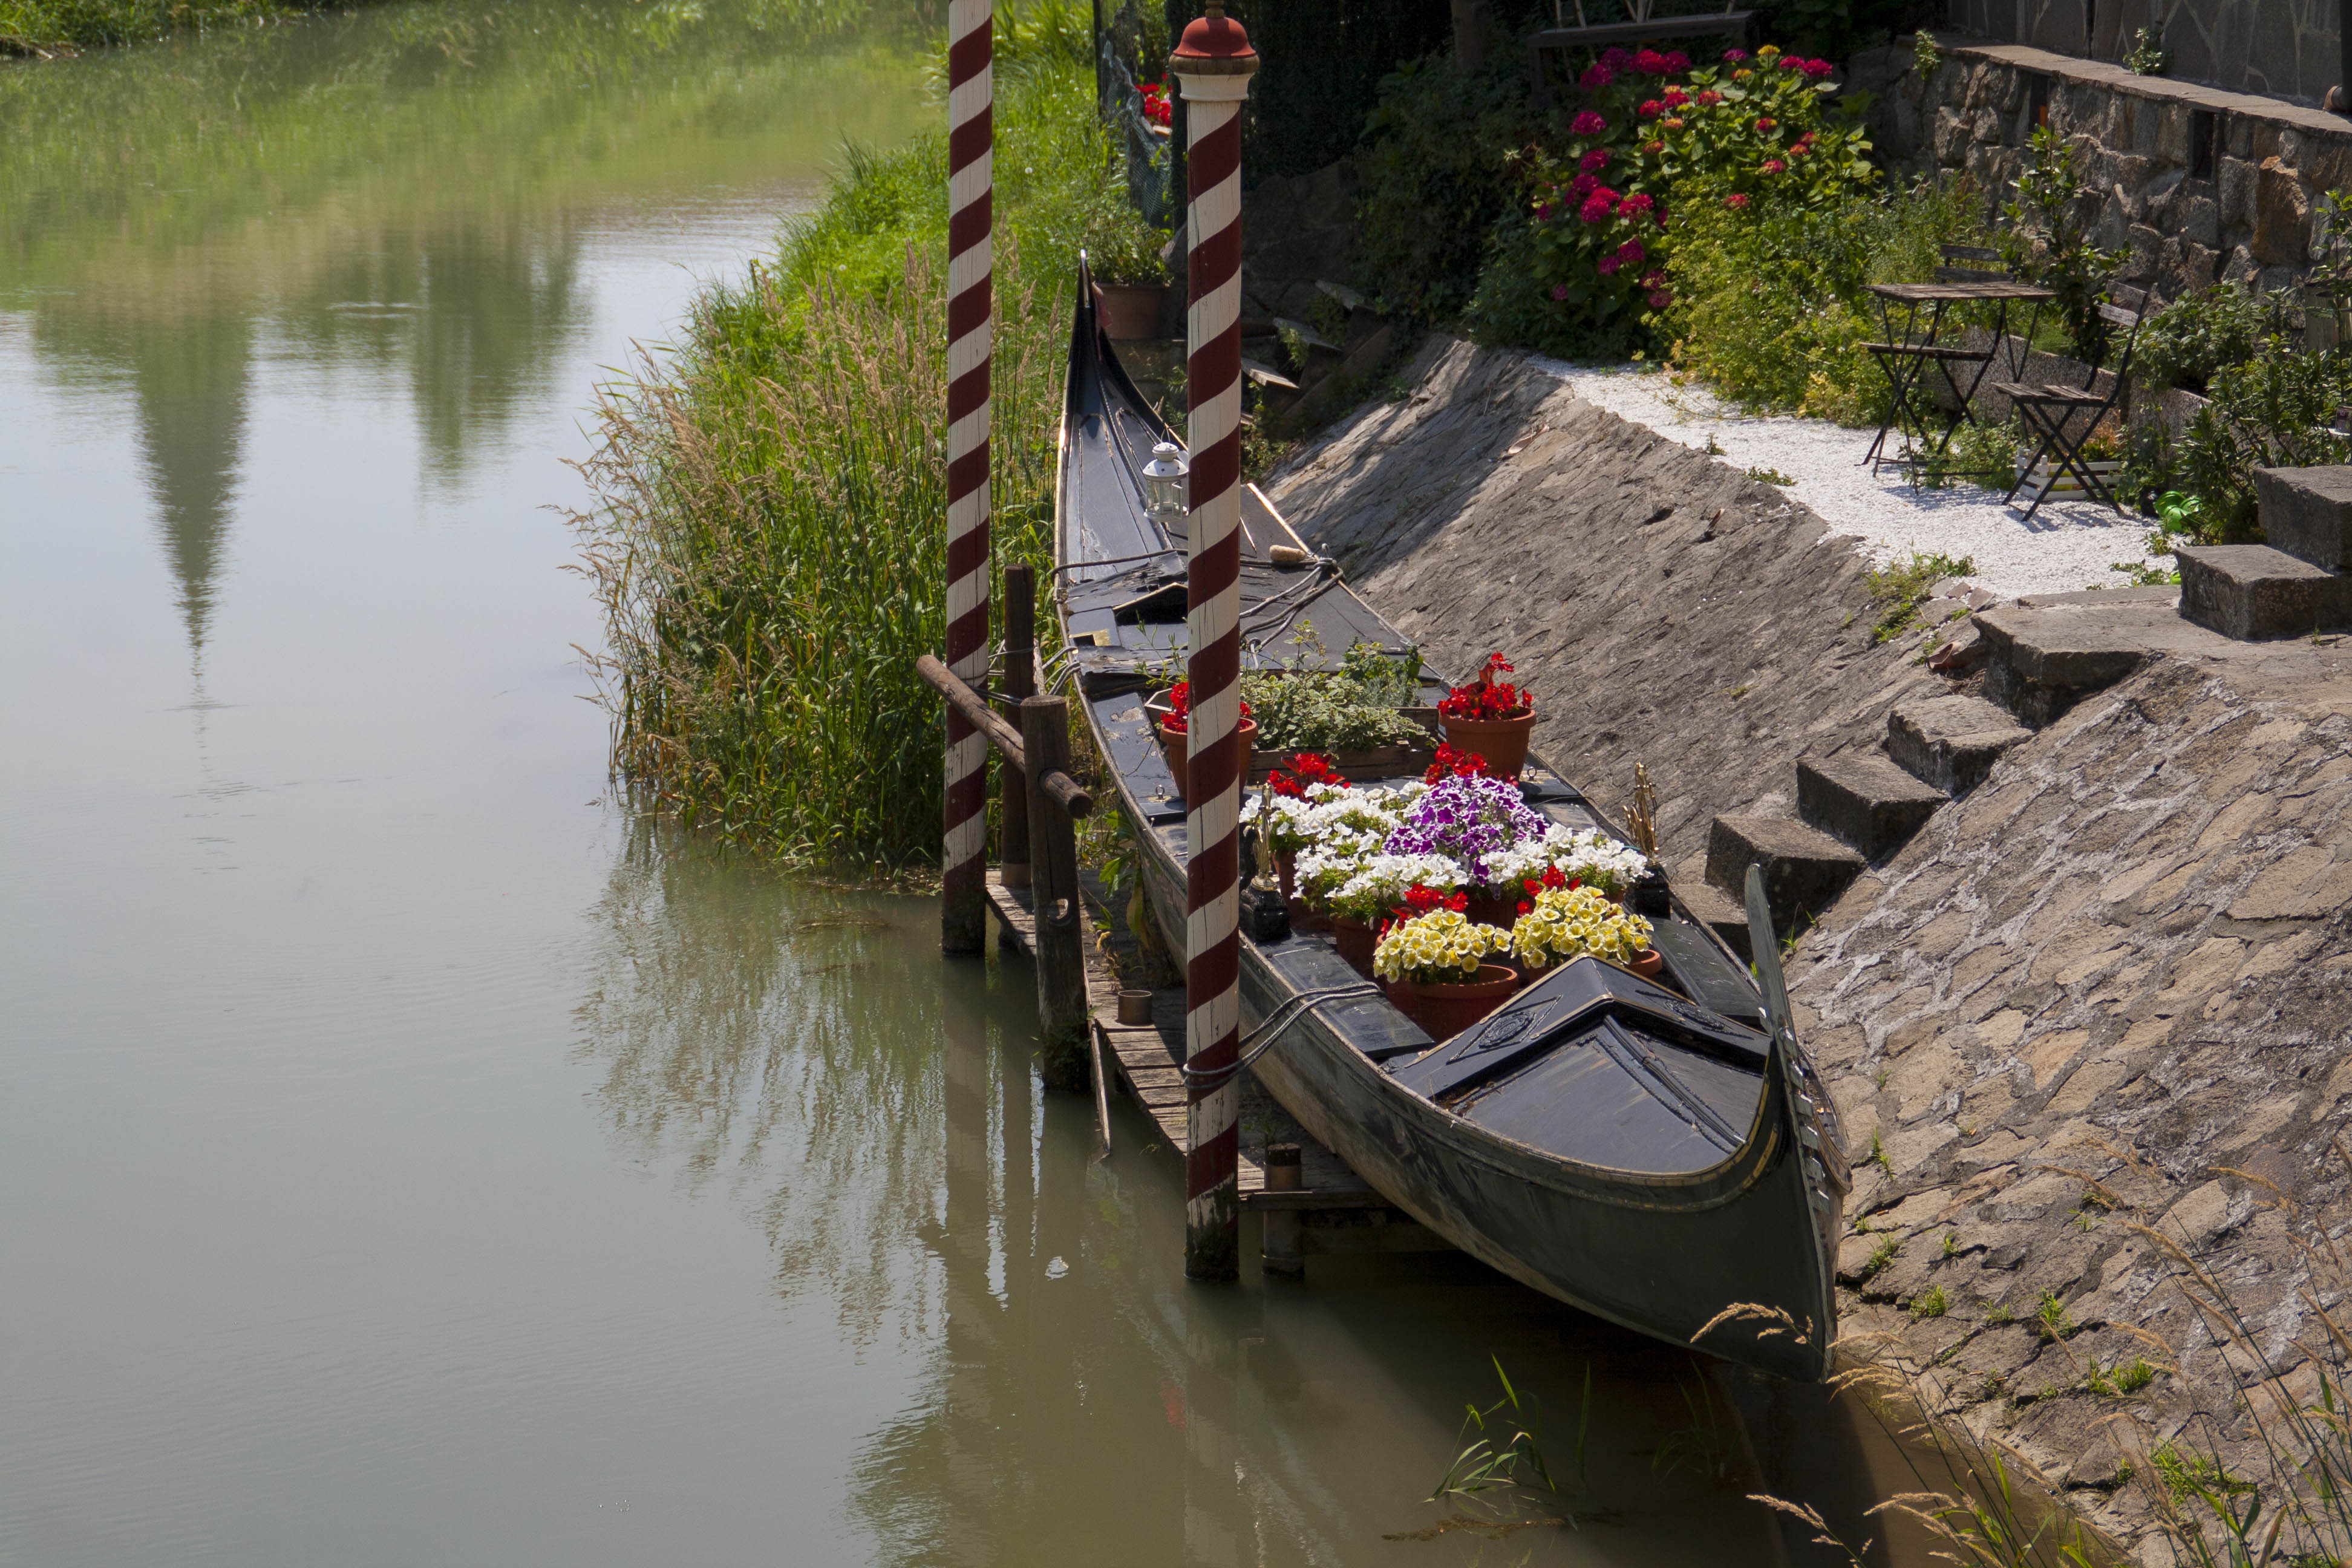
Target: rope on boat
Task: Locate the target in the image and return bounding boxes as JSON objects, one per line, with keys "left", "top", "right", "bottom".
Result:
{"left": 1175, "top": 981, "right": 1384, "bottom": 1090}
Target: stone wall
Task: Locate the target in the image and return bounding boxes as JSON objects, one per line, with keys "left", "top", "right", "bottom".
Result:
{"left": 1852, "top": 34, "right": 2352, "bottom": 302}
{"left": 1945, "top": 0, "right": 2341, "bottom": 106}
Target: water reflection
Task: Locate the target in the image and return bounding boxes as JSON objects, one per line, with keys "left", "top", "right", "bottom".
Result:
{"left": 574, "top": 817, "right": 945, "bottom": 1348}
{"left": 128, "top": 304, "right": 250, "bottom": 663}
{"left": 572, "top": 828, "right": 1825, "bottom": 1564}
{"left": 0, "top": 0, "right": 923, "bottom": 665}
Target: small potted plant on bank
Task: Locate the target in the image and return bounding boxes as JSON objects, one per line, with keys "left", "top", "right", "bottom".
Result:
{"left": 1373, "top": 898, "right": 1516, "bottom": 1038}
{"left": 1153, "top": 680, "right": 1254, "bottom": 801}
{"left": 1437, "top": 653, "right": 1536, "bottom": 780}
{"left": 1508, "top": 883, "right": 1661, "bottom": 981}
{"left": 1091, "top": 183, "right": 1174, "bottom": 342}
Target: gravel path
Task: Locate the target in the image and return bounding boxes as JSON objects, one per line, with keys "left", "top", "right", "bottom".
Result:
{"left": 1534, "top": 359, "right": 2166, "bottom": 600}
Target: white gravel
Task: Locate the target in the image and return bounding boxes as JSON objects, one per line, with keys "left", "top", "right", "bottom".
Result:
{"left": 1530, "top": 359, "right": 2167, "bottom": 601}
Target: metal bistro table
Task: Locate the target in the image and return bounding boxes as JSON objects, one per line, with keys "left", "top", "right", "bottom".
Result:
{"left": 1863, "top": 279, "right": 2054, "bottom": 478}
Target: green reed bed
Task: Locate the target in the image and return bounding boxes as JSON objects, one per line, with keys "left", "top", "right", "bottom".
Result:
{"left": 574, "top": 9, "right": 1158, "bottom": 870}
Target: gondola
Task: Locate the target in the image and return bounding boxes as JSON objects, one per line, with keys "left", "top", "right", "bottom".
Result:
{"left": 1051, "top": 263, "right": 1849, "bottom": 1382}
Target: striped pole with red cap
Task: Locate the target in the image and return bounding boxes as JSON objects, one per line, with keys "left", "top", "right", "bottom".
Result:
{"left": 1171, "top": 1, "right": 1257, "bottom": 1281}
{"left": 940, "top": 0, "right": 993, "bottom": 955}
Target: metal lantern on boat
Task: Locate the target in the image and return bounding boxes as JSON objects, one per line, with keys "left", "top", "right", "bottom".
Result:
{"left": 1142, "top": 441, "right": 1188, "bottom": 528}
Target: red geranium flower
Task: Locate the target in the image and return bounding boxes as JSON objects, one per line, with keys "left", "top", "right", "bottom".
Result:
{"left": 1638, "top": 99, "right": 1663, "bottom": 119}
{"left": 1140, "top": 80, "right": 1172, "bottom": 127}
{"left": 1756, "top": 116, "right": 1777, "bottom": 133}
{"left": 1158, "top": 679, "right": 1249, "bottom": 736}
{"left": 1423, "top": 742, "right": 1496, "bottom": 783}
{"left": 1760, "top": 158, "right": 1786, "bottom": 175}
{"left": 1437, "top": 653, "right": 1530, "bottom": 721}
{"left": 1696, "top": 89, "right": 1722, "bottom": 106}
{"left": 1662, "top": 87, "right": 1689, "bottom": 107}
{"left": 1579, "top": 147, "right": 1610, "bottom": 172}
{"left": 1723, "top": 192, "right": 1751, "bottom": 209}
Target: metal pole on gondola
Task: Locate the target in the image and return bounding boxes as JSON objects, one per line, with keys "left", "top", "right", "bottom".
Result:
{"left": 941, "top": 0, "right": 995, "bottom": 955}
{"left": 1171, "top": 1, "right": 1257, "bottom": 1281}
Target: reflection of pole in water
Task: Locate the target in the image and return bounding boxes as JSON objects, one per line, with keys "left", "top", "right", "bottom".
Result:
{"left": 941, "top": 985, "right": 996, "bottom": 1565}
{"left": 1182, "top": 1316, "right": 1240, "bottom": 1566}
{"left": 128, "top": 309, "right": 251, "bottom": 670}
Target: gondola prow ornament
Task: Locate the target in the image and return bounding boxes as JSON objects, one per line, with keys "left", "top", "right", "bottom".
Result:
{"left": 1171, "top": 1, "right": 1258, "bottom": 1281}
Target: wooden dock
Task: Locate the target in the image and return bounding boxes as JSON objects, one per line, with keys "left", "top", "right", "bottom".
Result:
{"left": 986, "top": 870, "right": 1449, "bottom": 1261}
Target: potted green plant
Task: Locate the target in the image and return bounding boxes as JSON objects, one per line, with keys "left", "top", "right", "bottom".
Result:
{"left": 1090, "top": 185, "right": 1174, "bottom": 342}
{"left": 1373, "top": 900, "right": 1516, "bottom": 1038}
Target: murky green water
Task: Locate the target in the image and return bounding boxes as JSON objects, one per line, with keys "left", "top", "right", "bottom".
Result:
{"left": 0, "top": 5, "right": 1924, "bottom": 1563}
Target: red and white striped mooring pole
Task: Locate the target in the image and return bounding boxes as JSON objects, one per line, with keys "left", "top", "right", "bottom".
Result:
{"left": 1173, "top": 2, "right": 1258, "bottom": 1281}
{"left": 941, "top": 0, "right": 993, "bottom": 955}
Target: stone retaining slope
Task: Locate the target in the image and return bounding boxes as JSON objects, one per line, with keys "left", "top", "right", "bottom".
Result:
{"left": 1274, "top": 337, "right": 2352, "bottom": 1558}
{"left": 1267, "top": 335, "right": 1939, "bottom": 872}
{"left": 1790, "top": 653, "right": 2352, "bottom": 1553}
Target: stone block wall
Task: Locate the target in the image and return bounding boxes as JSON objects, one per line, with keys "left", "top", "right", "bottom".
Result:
{"left": 1945, "top": 0, "right": 2341, "bottom": 105}
{"left": 1853, "top": 35, "right": 2352, "bottom": 302}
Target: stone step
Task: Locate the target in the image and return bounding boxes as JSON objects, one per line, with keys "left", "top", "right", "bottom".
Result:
{"left": 1886, "top": 693, "right": 2033, "bottom": 795}
{"left": 1704, "top": 814, "right": 1865, "bottom": 932}
{"left": 2177, "top": 543, "right": 2352, "bottom": 640}
{"left": 1974, "top": 605, "right": 2151, "bottom": 725}
{"left": 1796, "top": 751, "right": 1948, "bottom": 860}
{"left": 1674, "top": 879, "right": 1752, "bottom": 962}
{"left": 2254, "top": 465, "right": 2352, "bottom": 572}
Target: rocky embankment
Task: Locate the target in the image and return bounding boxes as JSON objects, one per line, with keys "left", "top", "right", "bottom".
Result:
{"left": 1270, "top": 336, "right": 2352, "bottom": 1561}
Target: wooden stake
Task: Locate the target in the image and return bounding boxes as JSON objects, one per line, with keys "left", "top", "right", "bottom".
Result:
{"left": 1000, "top": 562, "right": 1036, "bottom": 887}
{"left": 1021, "top": 696, "right": 1090, "bottom": 1089}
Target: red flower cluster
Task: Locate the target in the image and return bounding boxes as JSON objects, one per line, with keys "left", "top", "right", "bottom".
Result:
{"left": 1383, "top": 882, "right": 1469, "bottom": 933}
{"left": 1437, "top": 653, "right": 1530, "bottom": 721}
{"left": 1159, "top": 679, "right": 1250, "bottom": 737}
{"left": 1422, "top": 742, "right": 1495, "bottom": 784}
{"left": 1267, "top": 751, "right": 1339, "bottom": 797}
{"left": 1140, "top": 80, "right": 1171, "bottom": 127}
{"left": 1777, "top": 54, "right": 1835, "bottom": 77}
{"left": 1515, "top": 864, "right": 1577, "bottom": 917}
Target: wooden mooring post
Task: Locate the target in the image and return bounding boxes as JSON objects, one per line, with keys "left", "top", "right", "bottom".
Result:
{"left": 998, "top": 563, "right": 1035, "bottom": 889}
{"left": 917, "top": 652, "right": 1091, "bottom": 1082}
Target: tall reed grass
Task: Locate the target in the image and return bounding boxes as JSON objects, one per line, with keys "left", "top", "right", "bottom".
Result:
{"left": 573, "top": 7, "right": 1158, "bottom": 870}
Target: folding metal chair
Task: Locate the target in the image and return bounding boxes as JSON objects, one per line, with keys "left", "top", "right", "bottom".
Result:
{"left": 1990, "top": 283, "right": 2156, "bottom": 520}
{"left": 1860, "top": 246, "right": 2047, "bottom": 480}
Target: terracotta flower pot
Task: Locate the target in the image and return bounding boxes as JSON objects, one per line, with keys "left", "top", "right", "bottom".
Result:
{"left": 1408, "top": 964, "right": 1522, "bottom": 1041}
{"left": 1383, "top": 979, "right": 1420, "bottom": 1022}
{"left": 1157, "top": 717, "right": 1256, "bottom": 800}
{"left": 1330, "top": 916, "right": 1377, "bottom": 978}
{"left": 1621, "top": 949, "right": 1664, "bottom": 981}
{"left": 1276, "top": 850, "right": 1297, "bottom": 906}
{"left": 1440, "top": 701, "right": 1537, "bottom": 781}
{"left": 1096, "top": 281, "right": 1168, "bottom": 341}
{"left": 1465, "top": 889, "right": 1519, "bottom": 929}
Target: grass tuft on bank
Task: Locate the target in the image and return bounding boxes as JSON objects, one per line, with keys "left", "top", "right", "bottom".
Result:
{"left": 573, "top": 5, "right": 1158, "bottom": 870}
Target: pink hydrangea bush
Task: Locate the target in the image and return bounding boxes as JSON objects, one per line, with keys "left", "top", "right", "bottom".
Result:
{"left": 1526, "top": 43, "right": 1875, "bottom": 337}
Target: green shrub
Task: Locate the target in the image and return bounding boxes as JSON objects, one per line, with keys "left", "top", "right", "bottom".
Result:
{"left": 2134, "top": 283, "right": 2294, "bottom": 394}
{"left": 1665, "top": 175, "right": 1987, "bottom": 422}
{"left": 2140, "top": 339, "right": 2352, "bottom": 542}
{"left": 1998, "top": 126, "right": 2124, "bottom": 364}
{"left": 1355, "top": 46, "right": 1550, "bottom": 324}
{"left": 1520, "top": 44, "right": 1877, "bottom": 345}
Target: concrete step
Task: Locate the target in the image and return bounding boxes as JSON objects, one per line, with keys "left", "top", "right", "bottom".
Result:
{"left": 2177, "top": 543, "right": 2352, "bottom": 640}
{"left": 1675, "top": 879, "right": 1752, "bottom": 962}
{"left": 2254, "top": 465, "right": 2352, "bottom": 572}
{"left": 1797, "top": 751, "right": 1948, "bottom": 860}
{"left": 1886, "top": 693, "right": 2033, "bottom": 795}
{"left": 1975, "top": 605, "right": 2151, "bottom": 725}
{"left": 1704, "top": 814, "right": 1865, "bottom": 932}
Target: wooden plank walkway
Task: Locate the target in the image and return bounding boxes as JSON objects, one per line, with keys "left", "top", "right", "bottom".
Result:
{"left": 984, "top": 869, "right": 1388, "bottom": 1211}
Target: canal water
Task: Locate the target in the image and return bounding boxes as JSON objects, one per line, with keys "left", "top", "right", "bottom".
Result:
{"left": 0, "top": 5, "right": 1926, "bottom": 1564}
